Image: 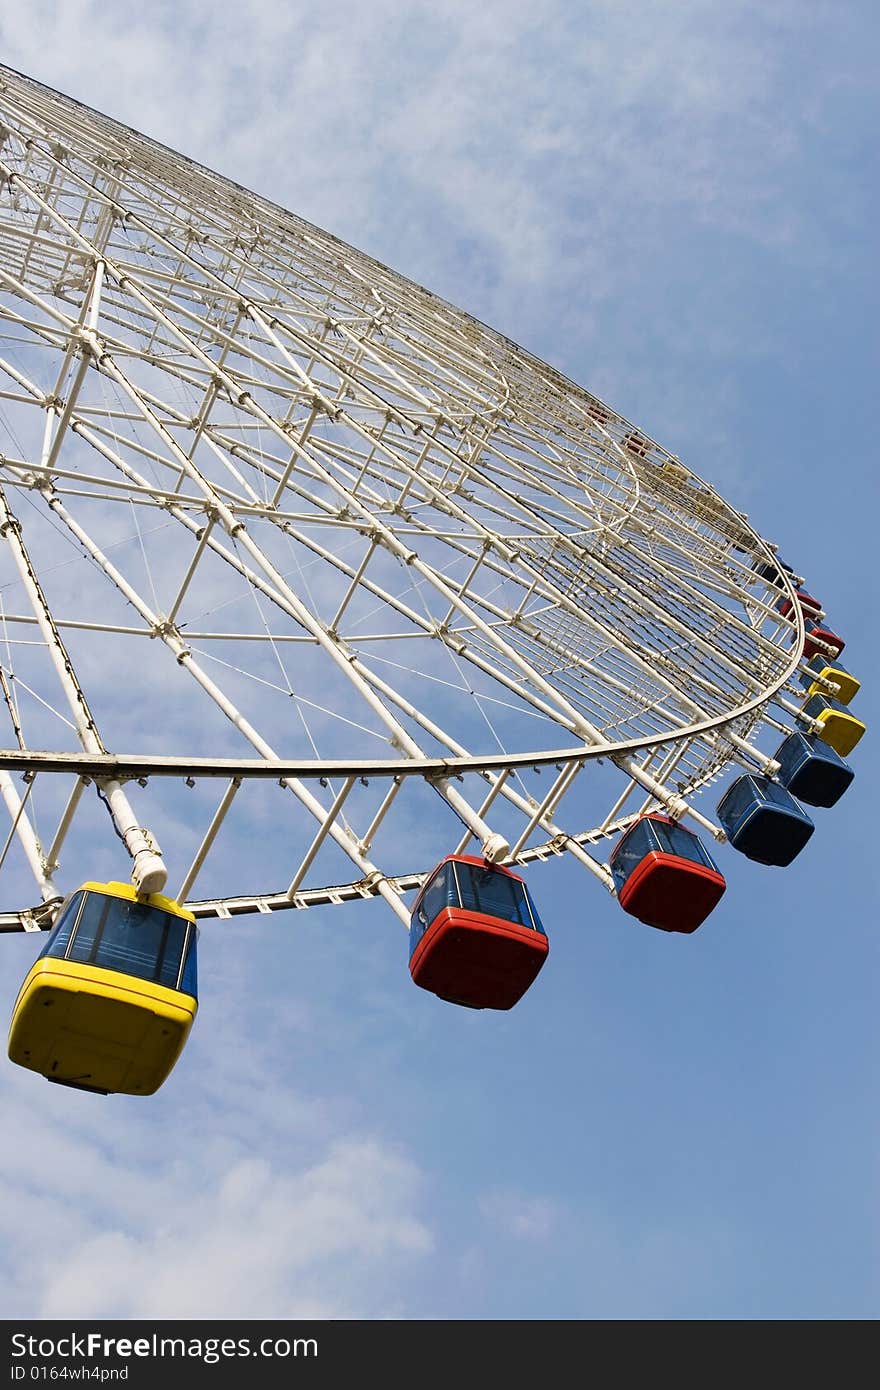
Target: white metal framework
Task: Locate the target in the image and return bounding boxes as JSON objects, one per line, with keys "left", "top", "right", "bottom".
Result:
{"left": 0, "top": 66, "right": 828, "bottom": 932}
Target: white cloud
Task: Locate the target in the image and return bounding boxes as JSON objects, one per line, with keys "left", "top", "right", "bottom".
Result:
{"left": 1, "top": 2, "right": 840, "bottom": 285}
{"left": 2, "top": 1, "right": 852, "bottom": 489}
{"left": 38, "top": 1140, "right": 430, "bottom": 1319}
{"left": 0, "top": 1065, "right": 432, "bottom": 1318}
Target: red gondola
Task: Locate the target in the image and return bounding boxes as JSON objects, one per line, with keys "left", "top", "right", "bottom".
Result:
{"left": 803, "top": 620, "right": 845, "bottom": 661}
{"left": 409, "top": 855, "right": 548, "bottom": 1010}
{"left": 777, "top": 589, "right": 823, "bottom": 619}
{"left": 621, "top": 431, "right": 650, "bottom": 457}
{"left": 610, "top": 813, "right": 726, "bottom": 933}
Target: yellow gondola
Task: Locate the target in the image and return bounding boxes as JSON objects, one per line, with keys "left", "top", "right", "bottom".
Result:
{"left": 799, "top": 656, "right": 861, "bottom": 706}
{"left": 8, "top": 880, "right": 197, "bottom": 1096}
{"left": 801, "top": 695, "right": 867, "bottom": 759}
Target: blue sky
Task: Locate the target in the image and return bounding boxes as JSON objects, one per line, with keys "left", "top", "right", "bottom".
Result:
{"left": 0, "top": 0, "right": 876, "bottom": 1319}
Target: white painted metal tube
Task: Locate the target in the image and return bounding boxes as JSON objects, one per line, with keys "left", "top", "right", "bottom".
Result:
{"left": 0, "top": 485, "right": 167, "bottom": 893}
{"left": 176, "top": 777, "right": 241, "bottom": 902}
{"left": 0, "top": 770, "right": 56, "bottom": 899}
{"left": 43, "top": 775, "right": 87, "bottom": 876}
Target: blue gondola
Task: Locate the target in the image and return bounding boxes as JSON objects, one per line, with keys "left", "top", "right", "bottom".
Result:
{"left": 799, "top": 655, "right": 860, "bottom": 706}
{"left": 7, "top": 881, "right": 198, "bottom": 1095}
{"left": 609, "top": 813, "right": 726, "bottom": 933}
{"left": 409, "top": 855, "right": 548, "bottom": 1010}
{"left": 773, "top": 732, "right": 854, "bottom": 808}
{"left": 716, "top": 775, "right": 814, "bottom": 866}
{"left": 754, "top": 556, "right": 795, "bottom": 588}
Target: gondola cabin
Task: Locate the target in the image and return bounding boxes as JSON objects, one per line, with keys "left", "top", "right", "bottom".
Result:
{"left": 716, "top": 775, "right": 814, "bottom": 867}
{"left": 409, "top": 855, "right": 548, "bottom": 1011}
{"left": 800, "top": 693, "right": 866, "bottom": 758}
{"left": 609, "top": 814, "right": 726, "bottom": 934}
{"left": 803, "top": 620, "right": 845, "bottom": 662}
{"left": 621, "top": 431, "right": 650, "bottom": 457}
{"left": 777, "top": 589, "right": 823, "bottom": 619}
{"left": 754, "top": 557, "right": 795, "bottom": 588}
{"left": 662, "top": 460, "right": 689, "bottom": 480}
{"left": 799, "top": 655, "right": 860, "bottom": 706}
{"left": 7, "top": 881, "right": 197, "bottom": 1096}
{"left": 773, "top": 732, "right": 854, "bottom": 809}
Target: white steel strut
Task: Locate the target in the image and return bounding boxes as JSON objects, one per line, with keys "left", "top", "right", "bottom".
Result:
{"left": 0, "top": 65, "right": 809, "bottom": 931}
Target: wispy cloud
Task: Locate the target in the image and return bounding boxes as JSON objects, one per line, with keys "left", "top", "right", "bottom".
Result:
{"left": 480, "top": 1186, "right": 561, "bottom": 1240}
{"left": 0, "top": 1065, "right": 432, "bottom": 1318}
{"left": 1, "top": 2, "right": 850, "bottom": 297}
{"left": 2, "top": 0, "right": 859, "bottom": 488}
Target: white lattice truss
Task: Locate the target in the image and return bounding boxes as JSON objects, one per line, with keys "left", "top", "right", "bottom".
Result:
{"left": 0, "top": 66, "right": 831, "bottom": 932}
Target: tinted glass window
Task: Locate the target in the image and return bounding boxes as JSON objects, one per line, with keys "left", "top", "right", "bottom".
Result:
{"left": 610, "top": 821, "right": 660, "bottom": 891}
{"left": 761, "top": 778, "right": 800, "bottom": 811}
{"left": 657, "top": 821, "right": 718, "bottom": 870}
{"left": 454, "top": 862, "right": 543, "bottom": 933}
{"left": 425, "top": 863, "right": 457, "bottom": 922}
{"left": 67, "top": 892, "right": 191, "bottom": 989}
{"left": 805, "top": 694, "right": 847, "bottom": 718}
{"left": 180, "top": 931, "right": 198, "bottom": 997}
{"left": 775, "top": 733, "right": 808, "bottom": 780}
{"left": 411, "top": 861, "right": 458, "bottom": 943}
{"left": 718, "top": 776, "right": 758, "bottom": 822}
{"left": 40, "top": 892, "right": 86, "bottom": 961}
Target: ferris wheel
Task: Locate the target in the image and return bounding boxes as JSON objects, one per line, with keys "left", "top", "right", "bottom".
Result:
{"left": 0, "top": 66, "right": 864, "bottom": 1093}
